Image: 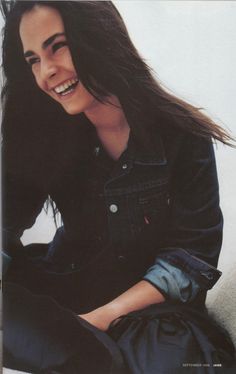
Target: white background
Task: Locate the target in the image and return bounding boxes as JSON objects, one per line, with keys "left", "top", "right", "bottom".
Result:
{"left": 1, "top": 1, "right": 236, "bottom": 271}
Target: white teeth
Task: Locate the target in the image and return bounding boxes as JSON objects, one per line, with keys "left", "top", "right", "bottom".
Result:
{"left": 54, "top": 78, "right": 78, "bottom": 94}
{"left": 61, "top": 88, "right": 74, "bottom": 96}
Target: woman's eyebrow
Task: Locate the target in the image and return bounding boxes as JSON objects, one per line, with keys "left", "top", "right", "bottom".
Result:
{"left": 24, "top": 32, "right": 66, "bottom": 58}
{"left": 42, "top": 32, "right": 65, "bottom": 49}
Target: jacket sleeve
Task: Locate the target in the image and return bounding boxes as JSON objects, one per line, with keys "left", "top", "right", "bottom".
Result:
{"left": 143, "top": 258, "right": 200, "bottom": 302}
{"left": 144, "top": 133, "right": 223, "bottom": 299}
{"left": 2, "top": 171, "right": 47, "bottom": 257}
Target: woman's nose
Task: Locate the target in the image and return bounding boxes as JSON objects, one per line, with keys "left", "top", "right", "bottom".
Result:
{"left": 40, "top": 58, "right": 58, "bottom": 81}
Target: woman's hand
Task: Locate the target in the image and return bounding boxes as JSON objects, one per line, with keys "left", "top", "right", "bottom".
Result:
{"left": 79, "top": 280, "right": 165, "bottom": 331}
{"left": 79, "top": 304, "right": 119, "bottom": 331}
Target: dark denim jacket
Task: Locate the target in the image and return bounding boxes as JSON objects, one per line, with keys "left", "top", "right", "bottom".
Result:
{"left": 88, "top": 126, "right": 222, "bottom": 288}
{"left": 3, "top": 122, "right": 222, "bottom": 301}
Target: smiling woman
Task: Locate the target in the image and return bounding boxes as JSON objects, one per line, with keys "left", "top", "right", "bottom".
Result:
{"left": 1, "top": 1, "right": 236, "bottom": 373}
{"left": 19, "top": 5, "right": 97, "bottom": 115}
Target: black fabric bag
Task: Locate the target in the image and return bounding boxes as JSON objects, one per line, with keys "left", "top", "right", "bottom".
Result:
{"left": 108, "top": 303, "right": 236, "bottom": 374}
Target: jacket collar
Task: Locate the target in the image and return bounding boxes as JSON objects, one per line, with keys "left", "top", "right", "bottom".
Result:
{"left": 126, "top": 128, "right": 167, "bottom": 166}
{"left": 89, "top": 121, "right": 167, "bottom": 167}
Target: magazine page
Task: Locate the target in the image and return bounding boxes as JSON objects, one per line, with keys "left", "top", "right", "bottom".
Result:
{"left": 1, "top": 1, "right": 235, "bottom": 373}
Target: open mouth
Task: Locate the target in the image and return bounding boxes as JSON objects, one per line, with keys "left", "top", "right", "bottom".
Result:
{"left": 53, "top": 78, "right": 79, "bottom": 96}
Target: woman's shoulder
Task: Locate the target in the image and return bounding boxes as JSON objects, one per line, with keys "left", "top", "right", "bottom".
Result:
{"left": 149, "top": 119, "right": 214, "bottom": 168}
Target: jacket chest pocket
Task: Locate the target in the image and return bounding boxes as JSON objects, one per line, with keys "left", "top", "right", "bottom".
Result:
{"left": 128, "top": 185, "right": 170, "bottom": 240}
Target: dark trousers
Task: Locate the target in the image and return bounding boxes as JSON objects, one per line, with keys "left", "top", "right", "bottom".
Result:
{"left": 3, "top": 281, "right": 126, "bottom": 374}
{"left": 2, "top": 245, "right": 126, "bottom": 373}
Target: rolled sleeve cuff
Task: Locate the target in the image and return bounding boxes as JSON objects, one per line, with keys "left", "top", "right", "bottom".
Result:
{"left": 143, "top": 258, "right": 201, "bottom": 303}
{"left": 156, "top": 248, "right": 222, "bottom": 290}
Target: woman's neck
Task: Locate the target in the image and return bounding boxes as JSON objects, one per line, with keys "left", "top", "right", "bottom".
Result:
{"left": 84, "top": 96, "right": 130, "bottom": 160}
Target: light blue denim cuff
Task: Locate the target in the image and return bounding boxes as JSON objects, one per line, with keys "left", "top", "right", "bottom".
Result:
{"left": 143, "top": 258, "right": 200, "bottom": 302}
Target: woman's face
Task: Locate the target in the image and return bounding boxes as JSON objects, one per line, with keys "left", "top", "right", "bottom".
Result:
{"left": 19, "top": 5, "right": 98, "bottom": 115}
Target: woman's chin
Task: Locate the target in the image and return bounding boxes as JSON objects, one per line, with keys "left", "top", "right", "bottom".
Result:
{"left": 60, "top": 102, "right": 83, "bottom": 116}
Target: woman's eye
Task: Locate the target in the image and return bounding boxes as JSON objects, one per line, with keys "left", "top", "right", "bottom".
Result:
{"left": 52, "top": 41, "right": 68, "bottom": 53}
{"left": 27, "top": 57, "right": 40, "bottom": 66}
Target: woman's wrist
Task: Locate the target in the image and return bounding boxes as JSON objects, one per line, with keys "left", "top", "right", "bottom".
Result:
{"left": 101, "top": 280, "right": 165, "bottom": 324}
{"left": 79, "top": 280, "right": 165, "bottom": 331}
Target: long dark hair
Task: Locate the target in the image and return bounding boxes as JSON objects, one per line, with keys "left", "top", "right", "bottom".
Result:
{"left": 1, "top": 0, "right": 234, "bottom": 181}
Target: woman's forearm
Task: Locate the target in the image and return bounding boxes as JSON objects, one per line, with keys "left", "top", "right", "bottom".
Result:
{"left": 105, "top": 280, "right": 165, "bottom": 317}
{"left": 79, "top": 280, "right": 165, "bottom": 331}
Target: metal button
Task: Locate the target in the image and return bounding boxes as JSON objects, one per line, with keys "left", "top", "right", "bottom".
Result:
{"left": 94, "top": 146, "right": 100, "bottom": 156}
{"left": 122, "top": 163, "right": 128, "bottom": 170}
{"left": 118, "top": 255, "right": 126, "bottom": 262}
{"left": 201, "top": 271, "right": 214, "bottom": 280}
{"left": 205, "top": 273, "right": 214, "bottom": 280}
{"left": 109, "top": 204, "right": 118, "bottom": 213}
